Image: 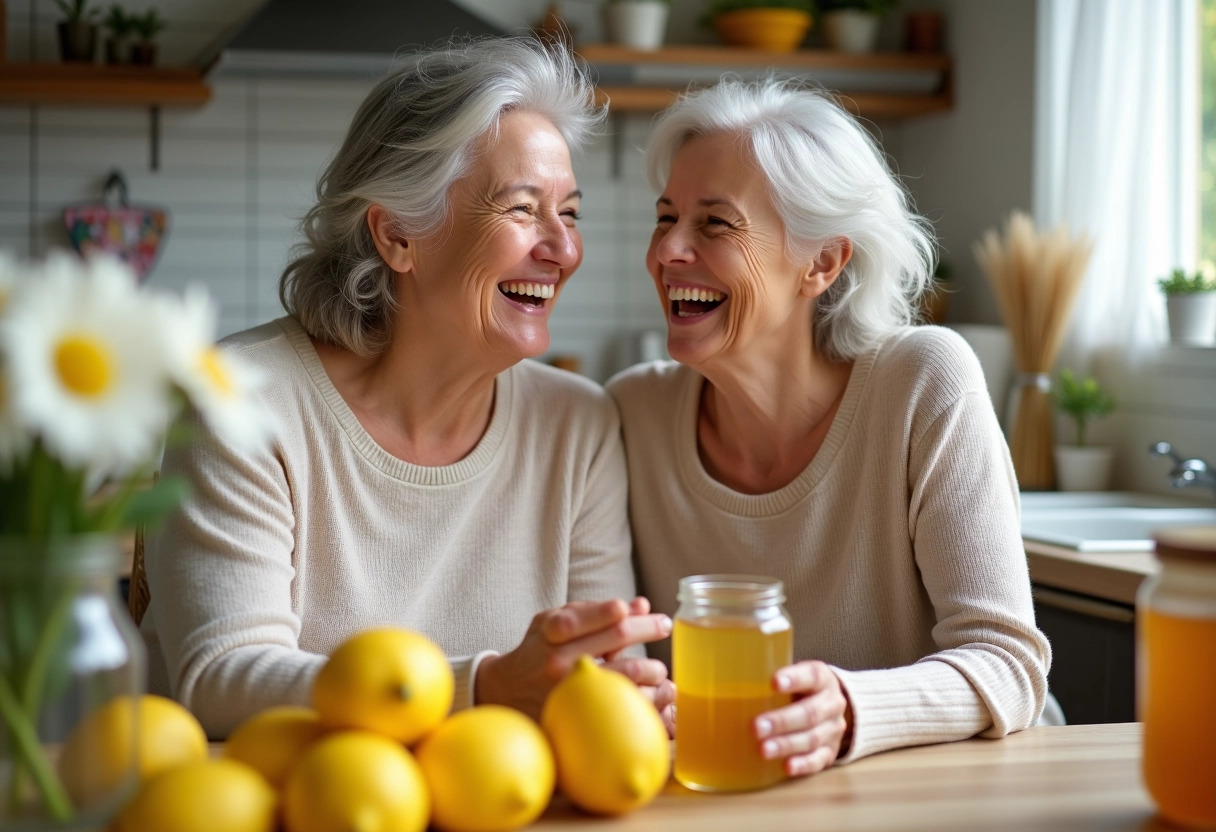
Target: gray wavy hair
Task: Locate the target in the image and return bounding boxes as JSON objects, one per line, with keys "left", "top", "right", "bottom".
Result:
{"left": 646, "top": 78, "right": 935, "bottom": 362}
{"left": 280, "top": 38, "right": 605, "bottom": 356}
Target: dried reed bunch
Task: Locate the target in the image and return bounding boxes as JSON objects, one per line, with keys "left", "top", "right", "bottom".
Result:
{"left": 973, "top": 212, "right": 1093, "bottom": 490}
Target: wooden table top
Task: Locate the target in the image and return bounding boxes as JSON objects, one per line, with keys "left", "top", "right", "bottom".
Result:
{"left": 534, "top": 723, "right": 1163, "bottom": 831}
{"left": 1025, "top": 540, "right": 1156, "bottom": 606}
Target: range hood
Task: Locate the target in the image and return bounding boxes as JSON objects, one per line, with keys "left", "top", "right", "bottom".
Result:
{"left": 204, "top": 0, "right": 506, "bottom": 78}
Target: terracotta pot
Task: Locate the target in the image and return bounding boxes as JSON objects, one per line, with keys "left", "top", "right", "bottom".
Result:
{"left": 904, "top": 10, "right": 944, "bottom": 53}
{"left": 130, "top": 41, "right": 157, "bottom": 66}
{"left": 713, "top": 8, "right": 812, "bottom": 52}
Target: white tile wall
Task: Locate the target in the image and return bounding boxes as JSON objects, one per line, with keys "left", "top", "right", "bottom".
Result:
{"left": 0, "top": 77, "right": 667, "bottom": 380}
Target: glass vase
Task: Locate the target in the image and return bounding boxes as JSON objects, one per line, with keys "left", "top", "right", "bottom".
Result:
{"left": 0, "top": 536, "right": 145, "bottom": 830}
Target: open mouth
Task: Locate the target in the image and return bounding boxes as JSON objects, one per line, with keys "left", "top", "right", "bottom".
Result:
{"left": 667, "top": 285, "right": 727, "bottom": 318}
{"left": 498, "top": 281, "right": 555, "bottom": 307}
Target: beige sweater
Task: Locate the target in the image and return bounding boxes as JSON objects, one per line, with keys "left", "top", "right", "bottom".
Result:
{"left": 607, "top": 326, "right": 1051, "bottom": 763}
{"left": 142, "top": 317, "right": 636, "bottom": 738}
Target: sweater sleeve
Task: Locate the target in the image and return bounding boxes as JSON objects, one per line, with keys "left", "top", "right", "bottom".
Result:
{"left": 834, "top": 389, "right": 1051, "bottom": 763}
{"left": 144, "top": 418, "right": 323, "bottom": 740}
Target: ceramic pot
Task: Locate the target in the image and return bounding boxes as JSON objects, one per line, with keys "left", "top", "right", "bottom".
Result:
{"left": 1165, "top": 293, "right": 1216, "bottom": 346}
{"left": 604, "top": 1, "right": 669, "bottom": 51}
{"left": 1053, "top": 445, "right": 1115, "bottom": 492}
{"left": 822, "top": 9, "right": 880, "bottom": 53}
{"left": 56, "top": 22, "right": 97, "bottom": 63}
{"left": 713, "top": 8, "right": 812, "bottom": 52}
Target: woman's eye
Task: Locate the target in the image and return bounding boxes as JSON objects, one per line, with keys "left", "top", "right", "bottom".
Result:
{"left": 561, "top": 209, "right": 582, "bottom": 221}
{"left": 706, "top": 216, "right": 730, "bottom": 227}
{"left": 511, "top": 204, "right": 534, "bottom": 215}
{"left": 656, "top": 214, "right": 676, "bottom": 225}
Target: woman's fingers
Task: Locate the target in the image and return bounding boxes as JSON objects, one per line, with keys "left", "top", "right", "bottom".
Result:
{"left": 603, "top": 657, "right": 669, "bottom": 688}
{"left": 773, "top": 659, "right": 833, "bottom": 694}
{"left": 759, "top": 716, "right": 847, "bottom": 761}
{"left": 754, "top": 686, "right": 846, "bottom": 739}
{"left": 537, "top": 599, "right": 630, "bottom": 644}
{"left": 561, "top": 611, "right": 672, "bottom": 660}
{"left": 786, "top": 744, "right": 839, "bottom": 778}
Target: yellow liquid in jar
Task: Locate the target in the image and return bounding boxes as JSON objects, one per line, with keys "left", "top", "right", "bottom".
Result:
{"left": 1141, "top": 608, "right": 1216, "bottom": 829}
{"left": 673, "top": 617, "right": 792, "bottom": 792}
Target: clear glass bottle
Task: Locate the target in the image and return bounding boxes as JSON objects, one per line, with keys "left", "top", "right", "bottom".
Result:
{"left": 0, "top": 536, "right": 145, "bottom": 831}
{"left": 1138, "top": 527, "right": 1216, "bottom": 830}
{"left": 672, "top": 574, "right": 792, "bottom": 792}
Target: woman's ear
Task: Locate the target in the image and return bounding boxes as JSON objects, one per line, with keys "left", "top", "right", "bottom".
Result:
{"left": 800, "top": 237, "right": 853, "bottom": 299}
{"left": 366, "top": 204, "right": 414, "bottom": 274}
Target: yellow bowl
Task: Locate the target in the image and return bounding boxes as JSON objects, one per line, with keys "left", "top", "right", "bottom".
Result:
{"left": 713, "top": 8, "right": 813, "bottom": 52}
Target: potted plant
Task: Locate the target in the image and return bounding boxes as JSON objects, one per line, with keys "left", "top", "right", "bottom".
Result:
{"left": 819, "top": 0, "right": 897, "bottom": 53}
{"left": 1158, "top": 267, "right": 1216, "bottom": 346}
{"left": 604, "top": 0, "right": 670, "bottom": 51}
{"left": 1051, "top": 369, "right": 1116, "bottom": 492}
{"left": 102, "top": 4, "right": 136, "bottom": 65}
{"left": 0, "top": 252, "right": 271, "bottom": 825}
{"left": 54, "top": 0, "right": 100, "bottom": 63}
{"left": 129, "top": 8, "right": 166, "bottom": 67}
{"left": 705, "top": 0, "right": 815, "bottom": 53}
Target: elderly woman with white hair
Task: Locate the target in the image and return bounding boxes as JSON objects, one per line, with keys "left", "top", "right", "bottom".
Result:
{"left": 141, "top": 38, "right": 674, "bottom": 737}
{"left": 608, "top": 79, "right": 1051, "bottom": 776}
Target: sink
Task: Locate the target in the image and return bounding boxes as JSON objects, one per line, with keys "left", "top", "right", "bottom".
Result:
{"left": 1020, "top": 491, "right": 1216, "bottom": 552}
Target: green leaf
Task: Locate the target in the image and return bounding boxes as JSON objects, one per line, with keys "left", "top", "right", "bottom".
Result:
{"left": 115, "top": 476, "right": 190, "bottom": 529}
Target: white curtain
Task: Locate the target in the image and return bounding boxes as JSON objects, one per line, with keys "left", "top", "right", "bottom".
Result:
{"left": 1034, "top": 0, "right": 1198, "bottom": 369}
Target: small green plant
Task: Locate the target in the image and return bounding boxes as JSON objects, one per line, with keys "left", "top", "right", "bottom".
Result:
{"left": 103, "top": 4, "right": 135, "bottom": 38}
{"left": 819, "top": 0, "right": 898, "bottom": 14}
{"left": 1157, "top": 268, "right": 1216, "bottom": 295}
{"left": 1053, "top": 369, "right": 1115, "bottom": 447}
{"left": 53, "top": 0, "right": 99, "bottom": 23}
{"left": 130, "top": 7, "right": 166, "bottom": 41}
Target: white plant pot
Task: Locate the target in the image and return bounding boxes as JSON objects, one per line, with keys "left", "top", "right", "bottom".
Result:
{"left": 604, "top": 1, "right": 669, "bottom": 51}
{"left": 822, "top": 10, "right": 881, "bottom": 54}
{"left": 1053, "top": 445, "right": 1115, "bottom": 492}
{"left": 1165, "top": 292, "right": 1216, "bottom": 346}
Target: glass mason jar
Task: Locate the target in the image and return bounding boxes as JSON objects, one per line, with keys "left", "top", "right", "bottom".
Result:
{"left": 0, "top": 536, "right": 145, "bottom": 830}
{"left": 1138, "top": 527, "right": 1216, "bottom": 830}
{"left": 673, "top": 574, "right": 793, "bottom": 792}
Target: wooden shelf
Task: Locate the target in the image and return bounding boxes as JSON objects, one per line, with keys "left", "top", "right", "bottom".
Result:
{"left": 578, "top": 44, "right": 952, "bottom": 119}
{"left": 0, "top": 63, "right": 211, "bottom": 107}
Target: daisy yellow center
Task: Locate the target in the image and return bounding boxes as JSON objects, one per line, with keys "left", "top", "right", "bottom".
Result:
{"left": 54, "top": 335, "right": 114, "bottom": 398}
{"left": 200, "top": 348, "right": 234, "bottom": 398}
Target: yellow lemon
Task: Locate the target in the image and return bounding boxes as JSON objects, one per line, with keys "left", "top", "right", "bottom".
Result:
{"left": 223, "top": 705, "right": 327, "bottom": 788}
{"left": 313, "top": 627, "right": 453, "bottom": 745}
{"left": 541, "top": 655, "right": 670, "bottom": 815}
{"left": 283, "top": 731, "right": 429, "bottom": 832}
{"left": 116, "top": 758, "right": 277, "bottom": 832}
{"left": 58, "top": 694, "right": 208, "bottom": 807}
{"left": 416, "top": 705, "right": 555, "bottom": 832}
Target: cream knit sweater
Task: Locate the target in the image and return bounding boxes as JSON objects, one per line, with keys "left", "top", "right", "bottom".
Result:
{"left": 607, "top": 326, "right": 1051, "bottom": 763}
{"left": 141, "top": 317, "right": 636, "bottom": 738}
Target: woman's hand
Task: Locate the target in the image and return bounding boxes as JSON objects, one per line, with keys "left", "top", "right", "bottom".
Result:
{"left": 753, "top": 660, "right": 852, "bottom": 778}
{"left": 475, "top": 597, "right": 673, "bottom": 721}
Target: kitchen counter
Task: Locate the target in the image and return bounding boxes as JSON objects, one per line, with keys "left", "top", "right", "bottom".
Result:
{"left": 1025, "top": 539, "right": 1156, "bottom": 606}
{"left": 535, "top": 723, "right": 1159, "bottom": 831}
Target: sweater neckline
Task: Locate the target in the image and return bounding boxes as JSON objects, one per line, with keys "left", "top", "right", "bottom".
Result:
{"left": 674, "top": 344, "right": 878, "bottom": 516}
{"left": 278, "top": 316, "right": 511, "bottom": 485}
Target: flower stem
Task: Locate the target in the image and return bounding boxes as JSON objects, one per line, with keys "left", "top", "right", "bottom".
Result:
{"left": 20, "top": 581, "right": 77, "bottom": 716}
{"left": 0, "top": 672, "right": 73, "bottom": 821}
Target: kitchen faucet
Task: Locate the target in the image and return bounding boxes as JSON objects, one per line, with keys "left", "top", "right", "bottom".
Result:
{"left": 1150, "top": 441, "right": 1216, "bottom": 499}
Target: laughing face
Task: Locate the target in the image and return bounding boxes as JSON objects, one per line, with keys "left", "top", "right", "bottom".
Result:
{"left": 405, "top": 109, "right": 582, "bottom": 363}
{"left": 647, "top": 131, "right": 818, "bottom": 371}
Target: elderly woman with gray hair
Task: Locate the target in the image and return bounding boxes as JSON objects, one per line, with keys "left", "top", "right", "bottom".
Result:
{"left": 608, "top": 79, "right": 1051, "bottom": 775}
{"left": 141, "top": 38, "right": 673, "bottom": 737}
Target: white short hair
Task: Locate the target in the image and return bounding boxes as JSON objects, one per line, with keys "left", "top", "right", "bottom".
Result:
{"left": 281, "top": 38, "right": 605, "bottom": 356}
{"left": 646, "top": 78, "right": 934, "bottom": 361}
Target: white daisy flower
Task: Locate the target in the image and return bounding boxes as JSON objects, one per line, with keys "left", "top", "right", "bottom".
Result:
{"left": 0, "top": 253, "right": 32, "bottom": 472}
{"left": 0, "top": 252, "right": 174, "bottom": 477}
{"left": 156, "top": 285, "right": 275, "bottom": 453}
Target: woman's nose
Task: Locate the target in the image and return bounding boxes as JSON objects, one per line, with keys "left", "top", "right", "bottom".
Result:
{"left": 653, "top": 224, "right": 694, "bottom": 266}
{"left": 534, "top": 218, "right": 580, "bottom": 269}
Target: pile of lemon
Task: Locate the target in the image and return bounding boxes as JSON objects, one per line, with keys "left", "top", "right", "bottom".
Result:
{"left": 59, "top": 628, "right": 670, "bottom": 832}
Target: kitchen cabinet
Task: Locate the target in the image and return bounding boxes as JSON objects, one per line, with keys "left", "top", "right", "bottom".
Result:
{"left": 1033, "top": 585, "right": 1136, "bottom": 725}
{"left": 576, "top": 44, "right": 953, "bottom": 119}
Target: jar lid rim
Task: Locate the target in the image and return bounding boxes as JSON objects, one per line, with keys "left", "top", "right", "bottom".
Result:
{"left": 1155, "top": 526, "right": 1216, "bottom": 562}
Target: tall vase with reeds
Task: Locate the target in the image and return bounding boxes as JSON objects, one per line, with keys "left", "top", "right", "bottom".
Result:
{"left": 973, "top": 212, "right": 1093, "bottom": 491}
